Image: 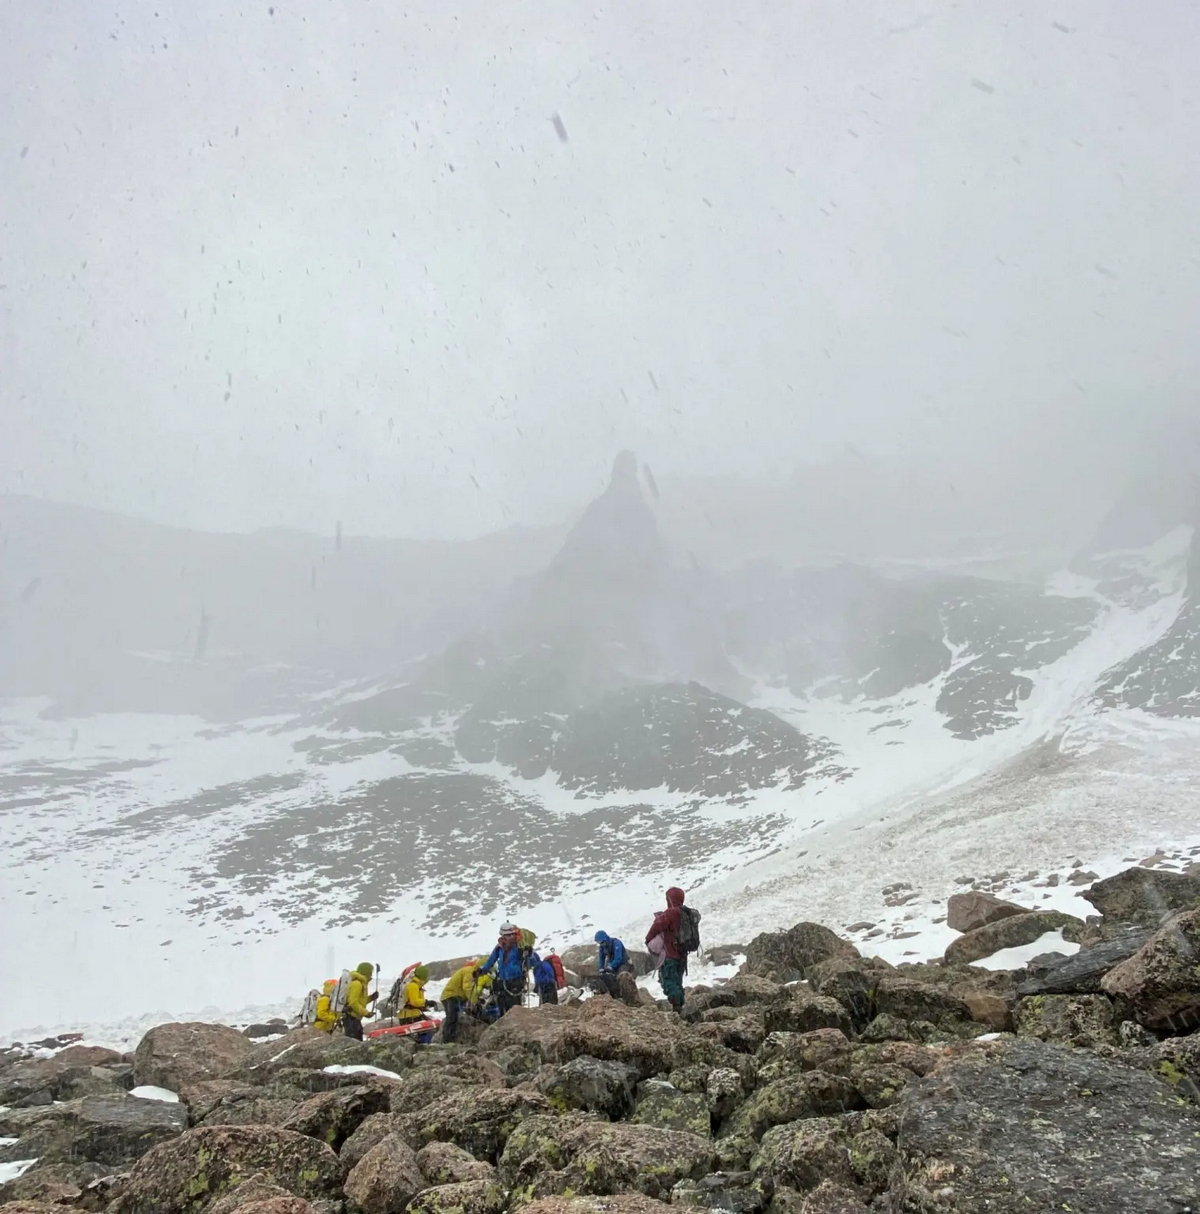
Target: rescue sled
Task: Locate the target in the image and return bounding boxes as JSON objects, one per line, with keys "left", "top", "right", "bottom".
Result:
{"left": 366, "top": 1017, "right": 440, "bottom": 1040}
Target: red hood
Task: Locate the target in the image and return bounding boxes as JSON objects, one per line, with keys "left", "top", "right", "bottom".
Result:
{"left": 666, "top": 887, "right": 686, "bottom": 907}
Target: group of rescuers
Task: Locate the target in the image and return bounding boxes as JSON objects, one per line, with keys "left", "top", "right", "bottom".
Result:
{"left": 312, "top": 887, "right": 699, "bottom": 1042}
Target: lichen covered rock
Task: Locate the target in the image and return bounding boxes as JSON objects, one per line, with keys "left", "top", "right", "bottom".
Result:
{"left": 500, "top": 1113, "right": 714, "bottom": 1201}
{"left": 133, "top": 1022, "right": 259, "bottom": 1092}
{"left": 630, "top": 1080, "right": 711, "bottom": 1137}
{"left": 108, "top": 1123, "right": 341, "bottom": 1214}
{"left": 893, "top": 1037, "right": 1200, "bottom": 1212}
{"left": 343, "top": 1132, "right": 425, "bottom": 1214}
{"left": 1013, "top": 993, "right": 1119, "bottom": 1048}
{"left": 1101, "top": 909, "right": 1200, "bottom": 1032}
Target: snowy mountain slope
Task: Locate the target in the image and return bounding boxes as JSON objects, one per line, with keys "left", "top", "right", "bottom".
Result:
{"left": 2, "top": 469, "right": 1199, "bottom": 1038}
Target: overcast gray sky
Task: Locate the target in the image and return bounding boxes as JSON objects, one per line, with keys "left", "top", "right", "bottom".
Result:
{"left": 2, "top": 0, "right": 1198, "bottom": 539}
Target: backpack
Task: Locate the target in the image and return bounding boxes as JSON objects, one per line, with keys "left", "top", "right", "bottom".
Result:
{"left": 676, "top": 906, "right": 702, "bottom": 954}
{"left": 329, "top": 969, "right": 354, "bottom": 1016}
{"left": 547, "top": 954, "right": 567, "bottom": 989}
{"left": 517, "top": 927, "right": 537, "bottom": 967}
{"left": 299, "top": 989, "right": 321, "bottom": 1026}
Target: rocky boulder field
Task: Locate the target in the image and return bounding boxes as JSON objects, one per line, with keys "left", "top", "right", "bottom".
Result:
{"left": 2, "top": 865, "right": 1199, "bottom": 1214}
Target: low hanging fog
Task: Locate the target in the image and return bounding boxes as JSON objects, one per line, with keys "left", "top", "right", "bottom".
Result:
{"left": 0, "top": 2, "right": 1199, "bottom": 1037}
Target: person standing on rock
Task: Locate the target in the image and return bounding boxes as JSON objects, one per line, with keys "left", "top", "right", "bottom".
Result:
{"left": 343, "top": 962, "right": 377, "bottom": 1040}
{"left": 440, "top": 958, "right": 482, "bottom": 1043}
{"left": 476, "top": 922, "right": 540, "bottom": 1016}
{"left": 646, "top": 887, "right": 697, "bottom": 1013}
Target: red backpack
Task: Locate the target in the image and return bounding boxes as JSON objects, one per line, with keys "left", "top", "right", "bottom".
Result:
{"left": 547, "top": 953, "right": 567, "bottom": 989}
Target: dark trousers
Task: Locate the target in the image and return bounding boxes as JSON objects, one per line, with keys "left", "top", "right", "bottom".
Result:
{"left": 537, "top": 983, "right": 559, "bottom": 1006}
{"left": 342, "top": 1013, "right": 363, "bottom": 1040}
{"left": 659, "top": 958, "right": 685, "bottom": 1011}
{"left": 442, "top": 996, "right": 464, "bottom": 1042}
{"left": 495, "top": 979, "right": 525, "bottom": 1016}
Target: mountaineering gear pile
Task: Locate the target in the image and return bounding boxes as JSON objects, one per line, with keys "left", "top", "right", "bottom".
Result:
{"left": 647, "top": 888, "right": 692, "bottom": 1012}
{"left": 595, "top": 931, "right": 629, "bottom": 973}
{"left": 398, "top": 965, "right": 430, "bottom": 1023}
{"left": 314, "top": 979, "right": 338, "bottom": 1032}
{"left": 343, "top": 962, "right": 375, "bottom": 1039}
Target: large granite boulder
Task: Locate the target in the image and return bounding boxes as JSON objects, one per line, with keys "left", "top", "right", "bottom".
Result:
{"left": 1101, "top": 908, "right": 1200, "bottom": 1032}
{"left": 943, "top": 910, "right": 1084, "bottom": 966}
{"left": 1082, "top": 866, "right": 1200, "bottom": 926}
{"left": 740, "top": 925, "right": 859, "bottom": 984}
{"left": 108, "top": 1124, "right": 341, "bottom": 1214}
{"left": 892, "top": 1037, "right": 1200, "bottom": 1212}
{"left": 946, "top": 891, "right": 1030, "bottom": 933}
{"left": 133, "top": 1023, "right": 259, "bottom": 1092}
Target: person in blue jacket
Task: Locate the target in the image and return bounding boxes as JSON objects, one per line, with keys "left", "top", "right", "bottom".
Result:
{"left": 475, "top": 922, "right": 540, "bottom": 1016}
{"left": 532, "top": 954, "right": 559, "bottom": 1005}
{"left": 594, "top": 930, "right": 629, "bottom": 998}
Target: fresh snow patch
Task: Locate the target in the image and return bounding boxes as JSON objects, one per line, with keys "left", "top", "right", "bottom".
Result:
{"left": 0, "top": 1138, "right": 19, "bottom": 1147}
{"left": 129, "top": 1085, "right": 180, "bottom": 1103}
{"left": 0, "top": 1159, "right": 40, "bottom": 1184}
{"left": 323, "top": 1063, "right": 403, "bottom": 1080}
{"left": 970, "top": 929, "right": 1080, "bottom": 971}
{"left": 975, "top": 1032, "right": 1003, "bottom": 1041}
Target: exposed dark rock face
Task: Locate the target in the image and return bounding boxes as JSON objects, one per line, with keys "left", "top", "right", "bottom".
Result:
{"left": 740, "top": 924, "right": 860, "bottom": 984}
{"left": 893, "top": 1038, "right": 1200, "bottom": 1213}
{"left": 1081, "top": 864, "right": 1200, "bottom": 926}
{"left": 1016, "top": 929, "right": 1153, "bottom": 995}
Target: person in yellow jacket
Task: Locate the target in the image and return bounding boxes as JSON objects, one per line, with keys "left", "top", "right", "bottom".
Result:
{"left": 398, "top": 965, "right": 431, "bottom": 1022}
{"left": 440, "top": 959, "right": 483, "bottom": 1043}
{"left": 314, "top": 979, "right": 339, "bottom": 1033}
{"left": 343, "top": 962, "right": 376, "bottom": 1040}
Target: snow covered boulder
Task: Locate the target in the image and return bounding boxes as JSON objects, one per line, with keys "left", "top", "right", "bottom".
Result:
{"left": 740, "top": 923, "right": 859, "bottom": 984}
{"left": 109, "top": 1124, "right": 341, "bottom": 1214}
{"left": 499, "top": 1113, "right": 715, "bottom": 1201}
{"left": 133, "top": 1022, "right": 258, "bottom": 1092}
{"left": 946, "top": 890, "right": 1030, "bottom": 933}
{"left": 342, "top": 1133, "right": 425, "bottom": 1214}
{"left": 892, "top": 1037, "right": 1200, "bottom": 1212}
{"left": 0, "top": 1092, "right": 186, "bottom": 1167}
{"left": 942, "top": 909, "right": 1084, "bottom": 966}
{"left": 1101, "top": 908, "right": 1200, "bottom": 1032}
{"left": 1082, "top": 866, "right": 1200, "bottom": 926}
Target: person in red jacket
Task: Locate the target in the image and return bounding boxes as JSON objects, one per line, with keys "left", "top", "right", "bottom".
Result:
{"left": 646, "top": 886, "right": 688, "bottom": 1013}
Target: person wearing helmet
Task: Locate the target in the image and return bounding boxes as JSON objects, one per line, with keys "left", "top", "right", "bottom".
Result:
{"left": 475, "top": 922, "right": 540, "bottom": 1017}
{"left": 343, "top": 962, "right": 377, "bottom": 1040}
